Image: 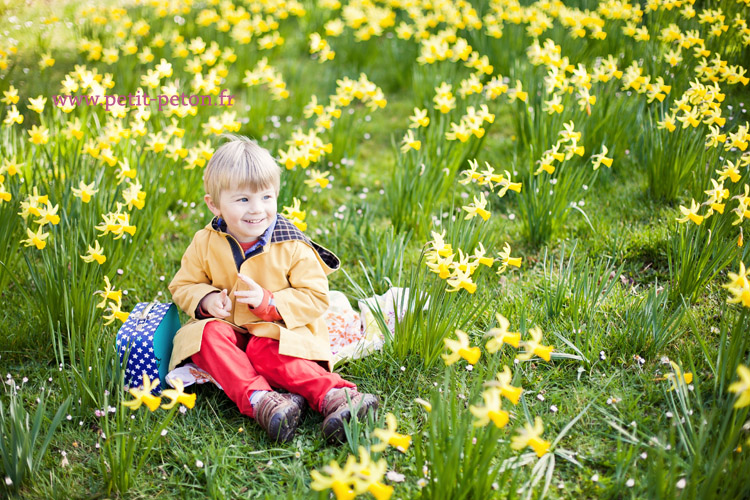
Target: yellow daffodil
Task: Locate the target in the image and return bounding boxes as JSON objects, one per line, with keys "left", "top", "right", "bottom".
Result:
{"left": 80, "top": 240, "right": 106, "bottom": 265}
{"left": 1, "top": 85, "right": 19, "bottom": 105}
{"left": 661, "top": 361, "right": 693, "bottom": 391}
{"left": 95, "top": 275, "right": 122, "bottom": 309}
{"left": 488, "top": 365, "right": 524, "bottom": 404}
{"left": 28, "top": 124, "right": 50, "bottom": 145}
{"left": 161, "top": 378, "right": 196, "bottom": 410}
{"left": 728, "top": 364, "right": 750, "bottom": 408}
{"left": 442, "top": 329, "right": 481, "bottom": 365}
{"left": 282, "top": 198, "right": 307, "bottom": 231}
{"left": 517, "top": 327, "right": 554, "bottom": 362}
{"left": 511, "top": 416, "right": 551, "bottom": 457}
{"left": 28, "top": 95, "right": 46, "bottom": 114}
{"left": 462, "top": 192, "right": 491, "bottom": 221}
{"left": 723, "top": 262, "right": 750, "bottom": 307}
{"left": 34, "top": 202, "right": 60, "bottom": 226}
{"left": 676, "top": 199, "right": 704, "bottom": 225}
{"left": 21, "top": 225, "right": 50, "bottom": 250}
{"left": 409, "top": 107, "right": 430, "bottom": 128}
{"left": 591, "top": 145, "right": 613, "bottom": 170}
{"left": 497, "top": 242, "right": 522, "bottom": 273}
{"left": 372, "top": 413, "right": 411, "bottom": 452}
{"left": 103, "top": 301, "right": 129, "bottom": 325}
{"left": 400, "top": 129, "right": 421, "bottom": 153}
{"left": 497, "top": 171, "right": 522, "bottom": 197}
{"left": 72, "top": 180, "right": 98, "bottom": 202}
{"left": 3, "top": 105, "right": 23, "bottom": 126}
{"left": 122, "top": 373, "right": 162, "bottom": 411}
{"left": 446, "top": 267, "right": 477, "bottom": 293}
{"left": 486, "top": 313, "right": 521, "bottom": 352}
{"left": 304, "top": 169, "right": 330, "bottom": 189}
{"left": 470, "top": 388, "right": 510, "bottom": 428}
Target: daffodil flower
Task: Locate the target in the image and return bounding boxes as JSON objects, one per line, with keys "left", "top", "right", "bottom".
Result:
{"left": 486, "top": 314, "right": 521, "bottom": 352}
{"left": 400, "top": 130, "right": 421, "bottom": 153}
{"left": 661, "top": 361, "right": 693, "bottom": 391}
{"left": 722, "top": 262, "right": 750, "bottom": 307}
{"left": 497, "top": 170, "right": 522, "bottom": 197}
{"left": 443, "top": 329, "right": 481, "bottom": 365}
{"left": 426, "top": 251, "right": 454, "bottom": 279}
{"left": 511, "top": 416, "right": 550, "bottom": 457}
{"left": 676, "top": 199, "right": 704, "bottom": 225}
{"left": 472, "top": 242, "right": 494, "bottom": 268}
{"left": 282, "top": 198, "right": 307, "bottom": 231}
{"left": 591, "top": 145, "right": 613, "bottom": 170}
{"left": 80, "top": 240, "right": 106, "bottom": 265}
{"left": 122, "top": 373, "right": 162, "bottom": 411}
{"left": 728, "top": 364, "right": 750, "bottom": 408}
{"left": 487, "top": 365, "right": 524, "bottom": 404}
{"left": 497, "top": 242, "right": 522, "bottom": 274}
{"left": 103, "top": 301, "right": 129, "bottom": 325}
{"left": 95, "top": 276, "right": 122, "bottom": 309}
{"left": 161, "top": 378, "right": 196, "bottom": 410}
{"left": 311, "top": 447, "right": 391, "bottom": 500}
{"left": 429, "top": 230, "right": 453, "bottom": 257}
{"left": 21, "top": 225, "right": 50, "bottom": 250}
{"left": 414, "top": 398, "right": 432, "bottom": 412}
{"left": 27, "top": 95, "right": 47, "bottom": 114}
{"left": 28, "top": 125, "right": 50, "bottom": 145}
{"left": 409, "top": 107, "right": 430, "bottom": 128}
{"left": 470, "top": 388, "right": 510, "bottom": 428}
{"left": 517, "top": 327, "right": 554, "bottom": 362}
{"left": 34, "top": 203, "right": 60, "bottom": 226}
{"left": 304, "top": 169, "right": 330, "bottom": 189}
{"left": 372, "top": 413, "right": 411, "bottom": 452}
{"left": 446, "top": 267, "right": 477, "bottom": 294}
{"left": 462, "top": 192, "right": 491, "bottom": 221}
{"left": 72, "top": 181, "right": 98, "bottom": 203}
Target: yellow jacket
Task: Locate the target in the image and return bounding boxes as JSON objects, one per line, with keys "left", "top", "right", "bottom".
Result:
{"left": 167, "top": 214, "right": 340, "bottom": 371}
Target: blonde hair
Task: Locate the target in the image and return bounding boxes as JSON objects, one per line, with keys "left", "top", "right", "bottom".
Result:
{"left": 203, "top": 134, "right": 281, "bottom": 200}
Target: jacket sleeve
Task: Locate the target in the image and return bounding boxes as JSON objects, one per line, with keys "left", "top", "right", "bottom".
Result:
{"left": 273, "top": 242, "right": 330, "bottom": 330}
{"left": 168, "top": 231, "right": 220, "bottom": 320}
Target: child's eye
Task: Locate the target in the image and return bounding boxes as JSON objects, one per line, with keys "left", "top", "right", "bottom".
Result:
{"left": 263, "top": 195, "right": 272, "bottom": 200}
{"left": 239, "top": 197, "right": 248, "bottom": 202}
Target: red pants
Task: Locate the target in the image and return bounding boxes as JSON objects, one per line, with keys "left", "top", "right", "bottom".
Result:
{"left": 191, "top": 321, "right": 355, "bottom": 418}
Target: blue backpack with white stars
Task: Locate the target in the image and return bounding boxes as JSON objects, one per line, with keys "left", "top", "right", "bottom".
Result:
{"left": 116, "top": 301, "right": 181, "bottom": 394}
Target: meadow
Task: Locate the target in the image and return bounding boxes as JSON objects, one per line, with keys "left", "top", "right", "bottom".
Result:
{"left": 1, "top": 0, "right": 750, "bottom": 498}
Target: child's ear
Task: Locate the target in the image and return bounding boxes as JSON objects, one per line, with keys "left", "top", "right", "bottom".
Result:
{"left": 204, "top": 194, "right": 222, "bottom": 217}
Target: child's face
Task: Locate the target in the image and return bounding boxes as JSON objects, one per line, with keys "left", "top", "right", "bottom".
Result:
{"left": 205, "top": 186, "right": 277, "bottom": 243}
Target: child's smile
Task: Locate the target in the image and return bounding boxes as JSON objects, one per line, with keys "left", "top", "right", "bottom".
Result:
{"left": 205, "top": 187, "right": 278, "bottom": 243}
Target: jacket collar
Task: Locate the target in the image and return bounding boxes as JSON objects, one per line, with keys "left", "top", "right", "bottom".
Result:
{"left": 208, "top": 214, "right": 340, "bottom": 272}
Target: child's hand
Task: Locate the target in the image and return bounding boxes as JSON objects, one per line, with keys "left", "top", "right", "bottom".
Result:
{"left": 235, "top": 273, "right": 264, "bottom": 309}
{"left": 201, "top": 289, "right": 232, "bottom": 319}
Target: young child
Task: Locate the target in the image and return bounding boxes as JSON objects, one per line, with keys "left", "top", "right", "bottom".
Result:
{"left": 168, "top": 134, "right": 378, "bottom": 443}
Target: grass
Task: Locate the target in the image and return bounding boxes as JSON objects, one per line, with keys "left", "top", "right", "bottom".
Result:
{"left": 1, "top": 0, "right": 750, "bottom": 498}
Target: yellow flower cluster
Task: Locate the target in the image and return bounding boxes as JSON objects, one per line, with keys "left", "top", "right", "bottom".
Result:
{"left": 122, "top": 373, "right": 196, "bottom": 412}
{"left": 18, "top": 188, "right": 59, "bottom": 250}
{"left": 95, "top": 275, "right": 129, "bottom": 325}
{"left": 310, "top": 446, "right": 393, "bottom": 500}
{"left": 278, "top": 128, "right": 333, "bottom": 170}
{"left": 441, "top": 313, "right": 554, "bottom": 457}
{"left": 425, "top": 231, "right": 501, "bottom": 293}
{"left": 281, "top": 197, "right": 307, "bottom": 231}
{"left": 460, "top": 159, "right": 522, "bottom": 198}
{"left": 0, "top": 158, "right": 21, "bottom": 204}
{"left": 676, "top": 152, "right": 750, "bottom": 227}
{"left": 309, "top": 32, "right": 335, "bottom": 62}
{"left": 242, "top": 57, "right": 290, "bottom": 100}
{"left": 534, "top": 121, "right": 586, "bottom": 175}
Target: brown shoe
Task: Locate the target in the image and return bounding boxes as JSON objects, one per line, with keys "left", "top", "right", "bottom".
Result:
{"left": 255, "top": 392, "right": 301, "bottom": 443}
{"left": 280, "top": 392, "right": 307, "bottom": 415}
{"left": 321, "top": 388, "right": 379, "bottom": 443}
